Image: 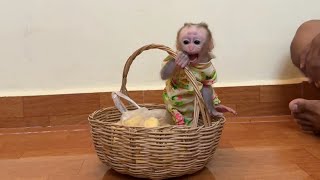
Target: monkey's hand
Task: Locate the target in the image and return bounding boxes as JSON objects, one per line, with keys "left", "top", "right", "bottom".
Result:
{"left": 175, "top": 51, "right": 190, "bottom": 68}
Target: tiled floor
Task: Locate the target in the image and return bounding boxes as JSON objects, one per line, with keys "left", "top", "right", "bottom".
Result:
{"left": 1, "top": 116, "right": 320, "bottom": 179}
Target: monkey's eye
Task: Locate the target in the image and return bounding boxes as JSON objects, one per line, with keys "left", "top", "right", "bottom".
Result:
{"left": 183, "top": 40, "right": 190, "bottom": 45}
{"left": 194, "top": 40, "right": 201, "bottom": 45}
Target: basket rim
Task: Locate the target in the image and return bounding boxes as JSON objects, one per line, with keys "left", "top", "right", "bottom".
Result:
{"left": 88, "top": 105, "right": 226, "bottom": 130}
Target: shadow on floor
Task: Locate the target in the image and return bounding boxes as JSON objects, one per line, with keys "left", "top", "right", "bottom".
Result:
{"left": 102, "top": 167, "right": 216, "bottom": 180}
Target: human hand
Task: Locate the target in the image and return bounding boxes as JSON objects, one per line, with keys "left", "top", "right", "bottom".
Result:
{"left": 307, "top": 78, "right": 320, "bottom": 88}
{"left": 175, "top": 51, "right": 190, "bottom": 68}
{"left": 300, "top": 33, "right": 320, "bottom": 82}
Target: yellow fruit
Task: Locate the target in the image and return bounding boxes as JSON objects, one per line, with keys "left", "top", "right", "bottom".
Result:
{"left": 123, "top": 116, "right": 143, "bottom": 127}
{"left": 144, "top": 117, "right": 159, "bottom": 128}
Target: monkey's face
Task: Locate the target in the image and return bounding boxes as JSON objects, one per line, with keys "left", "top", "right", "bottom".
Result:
{"left": 178, "top": 26, "right": 208, "bottom": 61}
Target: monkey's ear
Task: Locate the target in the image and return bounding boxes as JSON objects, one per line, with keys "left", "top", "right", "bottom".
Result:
{"left": 176, "top": 40, "right": 182, "bottom": 51}
{"left": 199, "top": 22, "right": 209, "bottom": 28}
{"left": 208, "top": 38, "right": 214, "bottom": 51}
{"left": 209, "top": 52, "right": 216, "bottom": 59}
{"left": 176, "top": 43, "right": 180, "bottom": 51}
{"left": 184, "top": 22, "right": 192, "bottom": 27}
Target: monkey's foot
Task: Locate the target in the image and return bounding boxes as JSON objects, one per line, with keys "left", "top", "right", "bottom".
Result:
{"left": 215, "top": 104, "right": 237, "bottom": 115}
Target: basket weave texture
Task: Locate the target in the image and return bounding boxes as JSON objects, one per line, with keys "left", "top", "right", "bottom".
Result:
{"left": 88, "top": 44, "right": 226, "bottom": 180}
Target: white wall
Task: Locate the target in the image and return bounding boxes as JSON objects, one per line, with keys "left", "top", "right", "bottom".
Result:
{"left": 0, "top": 0, "right": 318, "bottom": 96}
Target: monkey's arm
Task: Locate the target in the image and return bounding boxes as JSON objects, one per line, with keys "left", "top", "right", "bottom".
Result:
{"left": 161, "top": 52, "right": 190, "bottom": 80}
{"left": 201, "top": 85, "right": 223, "bottom": 117}
{"left": 160, "top": 59, "right": 177, "bottom": 80}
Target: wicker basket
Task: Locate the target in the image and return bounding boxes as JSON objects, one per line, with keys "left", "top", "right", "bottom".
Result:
{"left": 88, "top": 44, "right": 226, "bottom": 180}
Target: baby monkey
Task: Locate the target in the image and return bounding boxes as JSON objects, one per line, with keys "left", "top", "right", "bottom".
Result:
{"left": 161, "top": 22, "right": 236, "bottom": 126}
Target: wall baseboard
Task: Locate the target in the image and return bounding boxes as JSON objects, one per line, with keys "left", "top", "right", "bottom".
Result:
{"left": 0, "top": 81, "right": 319, "bottom": 128}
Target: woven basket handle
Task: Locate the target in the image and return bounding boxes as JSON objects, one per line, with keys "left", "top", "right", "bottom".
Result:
{"left": 120, "top": 44, "right": 212, "bottom": 127}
